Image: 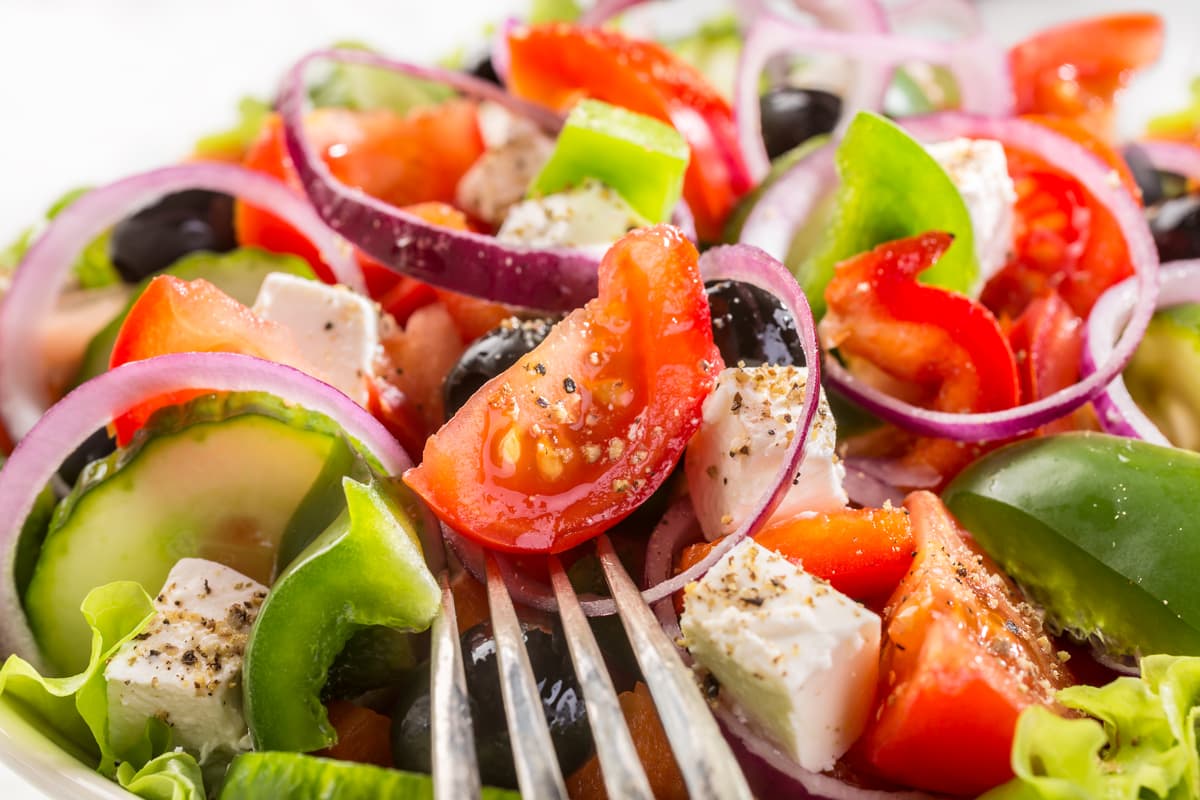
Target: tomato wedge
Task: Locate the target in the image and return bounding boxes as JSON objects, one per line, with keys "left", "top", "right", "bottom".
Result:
{"left": 1004, "top": 290, "right": 1094, "bottom": 435}
{"left": 404, "top": 225, "right": 721, "bottom": 553}
{"left": 982, "top": 116, "right": 1139, "bottom": 319}
{"left": 1010, "top": 13, "right": 1163, "bottom": 140}
{"left": 507, "top": 23, "right": 751, "bottom": 242}
{"left": 109, "top": 276, "right": 306, "bottom": 445}
{"left": 856, "top": 492, "right": 1071, "bottom": 796}
{"left": 821, "top": 232, "right": 1020, "bottom": 481}
{"left": 317, "top": 701, "right": 393, "bottom": 768}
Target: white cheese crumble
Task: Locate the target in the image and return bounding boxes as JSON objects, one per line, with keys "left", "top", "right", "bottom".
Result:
{"left": 495, "top": 179, "right": 647, "bottom": 252}
{"left": 685, "top": 365, "right": 847, "bottom": 541}
{"left": 681, "top": 541, "right": 881, "bottom": 773}
{"left": 105, "top": 558, "right": 267, "bottom": 765}
{"left": 252, "top": 272, "right": 379, "bottom": 405}
{"left": 926, "top": 137, "right": 1017, "bottom": 295}
{"left": 456, "top": 102, "right": 555, "bottom": 226}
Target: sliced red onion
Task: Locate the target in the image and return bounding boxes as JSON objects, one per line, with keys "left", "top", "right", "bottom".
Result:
{"left": 720, "top": 705, "right": 939, "bottom": 800}
{"left": 1138, "top": 140, "right": 1200, "bottom": 183}
{"left": 736, "top": 9, "right": 891, "bottom": 181}
{"left": 821, "top": 113, "right": 1160, "bottom": 442}
{"left": 841, "top": 456, "right": 935, "bottom": 508}
{"left": 0, "top": 352, "right": 415, "bottom": 667}
{"left": 490, "top": 17, "right": 519, "bottom": 85}
{"left": 277, "top": 49, "right": 606, "bottom": 312}
{"left": 888, "top": 0, "right": 982, "bottom": 37}
{"left": 578, "top": 0, "right": 643, "bottom": 27}
{"left": 0, "top": 163, "right": 361, "bottom": 442}
{"left": 738, "top": 139, "right": 837, "bottom": 260}
{"left": 642, "top": 499, "right": 702, "bottom": 645}
{"left": 1083, "top": 259, "right": 1200, "bottom": 445}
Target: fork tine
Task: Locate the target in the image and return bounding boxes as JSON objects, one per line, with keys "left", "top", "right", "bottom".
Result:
{"left": 485, "top": 554, "right": 570, "bottom": 800}
{"left": 596, "top": 535, "right": 754, "bottom": 800}
{"left": 548, "top": 558, "right": 655, "bottom": 800}
{"left": 430, "top": 571, "right": 482, "bottom": 800}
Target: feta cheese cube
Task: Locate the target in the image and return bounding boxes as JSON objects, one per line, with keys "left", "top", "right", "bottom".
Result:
{"left": 681, "top": 541, "right": 881, "bottom": 773}
{"left": 456, "top": 105, "right": 555, "bottom": 226}
{"left": 926, "top": 137, "right": 1016, "bottom": 294}
{"left": 686, "top": 365, "right": 846, "bottom": 541}
{"left": 496, "top": 179, "right": 647, "bottom": 252}
{"left": 105, "top": 559, "right": 267, "bottom": 764}
{"left": 252, "top": 273, "right": 379, "bottom": 405}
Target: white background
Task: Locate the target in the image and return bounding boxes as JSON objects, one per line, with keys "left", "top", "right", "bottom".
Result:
{"left": 0, "top": 0, "right": 1195, "bottom": 797}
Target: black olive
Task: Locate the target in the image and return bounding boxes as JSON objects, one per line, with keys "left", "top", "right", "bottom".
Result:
{"left": 759, "top": 87, "right": 842, "bottom": 161}
{"left": 109, "top": 190, "right": 237, "bottom": 283}
{"left": 467, "top": 53, "right": 502, "bottom": 87}
{"left": 443, "top": 317, "right": 557, "bottom": 419}
{"left": 1121, "top": 144, "right": 1166, "bottom": 207}
{"left": 1149, "top": 194, "right": 1200, "bottom": 262}
{"left": 706, "top": 279, "right": 804, "bottom": 368}
{"left": 57, "top": 427, "right": 116, "bottom": 487}
{"left": 391, "top": 620, "right": 592, "bottom": 789}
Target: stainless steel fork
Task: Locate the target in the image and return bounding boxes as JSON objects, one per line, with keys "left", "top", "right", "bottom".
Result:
{"left": 427, "top": 533, "right": 754, "bottom": 799}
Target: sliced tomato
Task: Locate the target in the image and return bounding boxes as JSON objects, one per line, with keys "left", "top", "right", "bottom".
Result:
{"left": 856, "top": 492, "right": 1071, "bottom": 796}
{"left": 1010, "top": 13, "right": 1164, "bottom": 140}
{"left": 369, "top": 302, "right": 467, "bottom": 458}
{"left": 983, "top": 116, "right": 1137, "bottom": 319}
{"left": 677, "top": 506, "right": 914, "bottom": 609}
{"left": 1004, "top": 290, "right": 1095, "bottom": 435}
{"left": 317, "top": 701, "right": 393, "bottom": 768}
{"left": 821, "top": 233, "right": 1020, "bottom": 481}
{"left": 236, "top": 103, "right": 484, "bottom": 287}
{"left": 507, "top": 23, "right": 751, "bottom": 242}
{"left": 109, "top": 276, "right": 306, "bottom": 446}
{"left": 404, "top": 225, "right": 721, "bottom": 554}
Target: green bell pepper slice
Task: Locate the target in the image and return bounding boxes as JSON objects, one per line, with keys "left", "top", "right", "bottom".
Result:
{"left": 530, "top": 98, "right": 689, "bottom": 223}
{"left": 220, "top": 752, "right": 520, "bottom": 800}
{"left": 242, "top": 476, "right": 439, "bottom": 753}
{"left": 943, "top": 432, "right": 1200, "bottom": 659}
{"left": 796, "top": 111, "right": 977, "bottom": 319}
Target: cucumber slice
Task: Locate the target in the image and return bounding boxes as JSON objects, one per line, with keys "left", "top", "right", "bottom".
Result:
{"left": 24, "top": 392, "right": 357, "bottom": 675}
{"left": 1124, "top": 303, "right": 1200, "bottom": 450}
{"left": 74, "top": 247, "right": 315, "bottom": 385}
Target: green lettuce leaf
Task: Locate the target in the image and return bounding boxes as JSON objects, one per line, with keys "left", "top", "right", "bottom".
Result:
{"left": 985, "top": 654, "right": 1200, "bottom": 799}
{"left": 116, "top": 750, "right": 206, "bottom": 800}
{"left": 794, "top": 111, "right": 977, "bottom": 319}
{"left": 309, "top": 41, "right": 453, "bottom": 114}
{"left": 530, "top": 0, "right": 581, "bottom": 23}
{"left": 192, "top": 96, "right": 271, "bottom": 161}
{"left": 0, "top": 187, "right": 120, "bottom": 288}
{"left": 0, "top": 582, "right": 209, "bottom": 799}
{"left": 0, "top": 581, "right": 154, "bottom": 772}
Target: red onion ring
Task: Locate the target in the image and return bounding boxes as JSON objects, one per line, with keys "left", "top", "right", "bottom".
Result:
{"left": 0, "top": 352, "right": 416, "bottom": 667}
{"left": 887, "top": 0, "right": 982, "bottom": 37}
{"left": 440, "top": 245, "right": 820, "bottom": 618}
{"left": 821, "top": 113, "right": 1159, "bottom": 442}
{"left": 1082, "top": 259, "right": 1200, "bottom": 445}
{"left": 641, "top": 498, "right": 703, "bottom": 643}
{"left": 840, "top": 456, "right": 936, "bottom": 508}
{"left": 737, "top": 139, "right": 837, "bottom": 260}
{"left": 277, "top": 49, "right": 606, "bottom": 312}
{"left": 0, "top": 163, "right": 362, "bottom": 442}
{"left": 719, "top": 706, "right": 940, "bottom": 800}
{"left": 1138, "top": 140, "right": 1200, "bottom": 183}
{"left": 841, "top": 467, "right": 907, "bottom": 510}
{"left": 578, "top": 0, "right": 643, "bottom": 27}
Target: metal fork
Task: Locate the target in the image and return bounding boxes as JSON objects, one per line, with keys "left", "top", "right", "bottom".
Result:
{"left": 427, "top": 533, "right": 753, "bottom": 799}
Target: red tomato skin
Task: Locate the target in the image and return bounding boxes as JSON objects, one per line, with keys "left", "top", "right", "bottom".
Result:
{"left": 108, "top": 276, "right": 305, "bottom": 445}
{"left": 507, "top": 23, "right": 751, "bottom": 242}
{"left": 1010, "top": 13, "right": 1164, "bottom": 139}
{"left": 404, "top": 225, "right": 721, "bottom": 554}
{"left": 857, "top": 492, "right": 1072, "bottom": 796}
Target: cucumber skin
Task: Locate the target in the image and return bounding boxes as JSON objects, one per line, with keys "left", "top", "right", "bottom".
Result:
{"left": 943, "top": 432, "right": 1200, "bottom": 658}
{"left": 219, "top": 753, "right": 520, "bottom": 800}
{"left": 23, "top": 393, "right": 356, "bottom": 675}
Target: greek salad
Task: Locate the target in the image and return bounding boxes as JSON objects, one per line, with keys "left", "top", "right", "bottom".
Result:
{"left": 1, "top": 1, "right": 1199, "bottom": 798}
